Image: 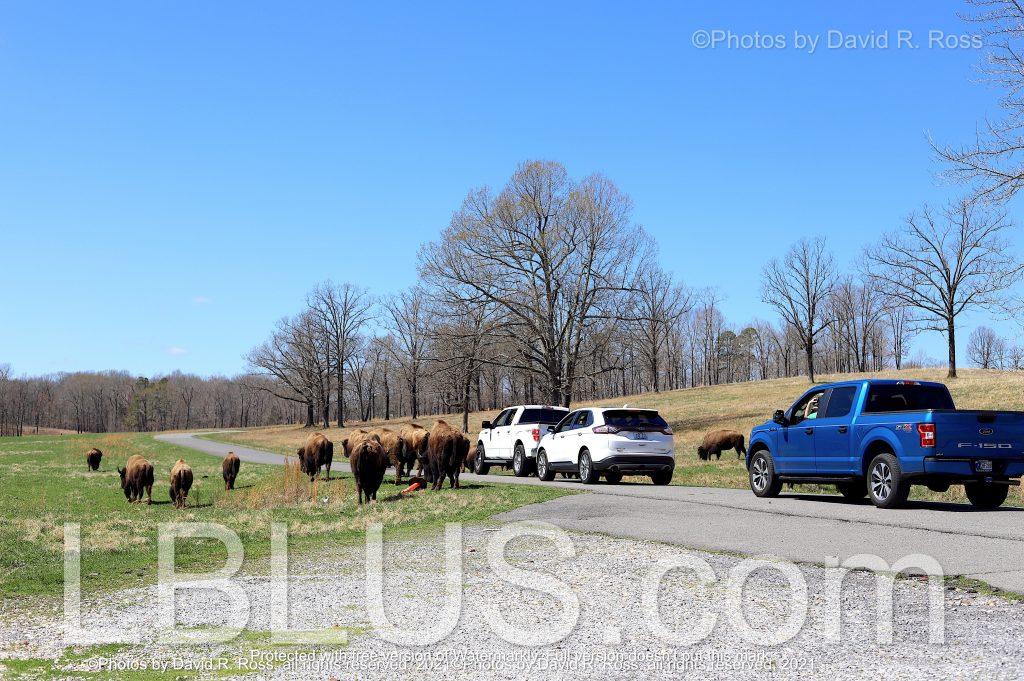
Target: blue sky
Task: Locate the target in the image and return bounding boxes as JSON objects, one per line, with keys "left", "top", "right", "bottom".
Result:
{"left": 0, "top": 0, "right": 1019, "bottom": 377}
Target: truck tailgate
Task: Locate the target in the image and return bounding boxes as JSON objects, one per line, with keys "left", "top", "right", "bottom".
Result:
{"left": 933, "top": 411, "right": 1024, "bottom": 459}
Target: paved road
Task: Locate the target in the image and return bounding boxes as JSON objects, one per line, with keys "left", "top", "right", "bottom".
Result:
{"left": 158, "top": 432, "right": 1024, "bottom": 594}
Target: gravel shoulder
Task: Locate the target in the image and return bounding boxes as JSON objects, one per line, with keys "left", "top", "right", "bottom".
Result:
{"left": 2, "top": 526, "right": 1023, "bottom": 680}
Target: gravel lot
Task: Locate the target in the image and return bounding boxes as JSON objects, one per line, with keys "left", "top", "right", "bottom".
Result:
{"left": 2, "top": 524, "right": 1024, "bottom": 680}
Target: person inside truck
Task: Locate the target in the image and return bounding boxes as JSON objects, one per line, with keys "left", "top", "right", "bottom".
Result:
{"left": 803, "top": 394, "right": 820, "bottom": 420}
{"left": 789, "top": 390, "right": 825, "bottom": 425}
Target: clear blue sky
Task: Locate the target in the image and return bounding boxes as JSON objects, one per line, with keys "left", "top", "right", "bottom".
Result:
{"left": 0, "top": 0, "right": 1018, "bottom": 377}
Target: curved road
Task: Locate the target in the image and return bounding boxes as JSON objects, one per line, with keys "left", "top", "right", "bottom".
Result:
{"left": 158, "top": 432, "right": 1024, "bottom": 594}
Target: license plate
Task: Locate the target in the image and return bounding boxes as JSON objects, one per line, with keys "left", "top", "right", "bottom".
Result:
{"left": 976, "top": 459, "right": 993, "bottom": 473}
{"left": 628, "top": 432, "right": 649, "bottom": 441}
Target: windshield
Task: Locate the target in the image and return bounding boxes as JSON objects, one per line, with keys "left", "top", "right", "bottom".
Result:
{"left": 519, "top": 408, "right": 569, "bottom": 425}
{"left": 603, "top": 409, "right": 669, "bottom": 431}
{"left": 863, "top": 384, "right": 955, "bottom": 413}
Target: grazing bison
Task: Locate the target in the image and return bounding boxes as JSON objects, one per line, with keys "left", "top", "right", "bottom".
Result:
{"left": 350, "top": 433, "right": 389, "bottom": 504}
{"left": 169, "top": 459, "right": 194, "bottom": 509}
{"left": 398, "top": 423, "right": 430, "bottom": 478}
{"left": 86, "top": 448, "right": 102, "bottom": 471}
{"left": 426, "top": 420, "right": 469, "bottom": 490}
{"left": 297, "top": 432, "right": 334, "bottom": 481}
{"left": 222, "top": 452, "right": 241, "bottom": 490}
{"left": 463, "top": 443, "right": 477, "bottom": 473}
{"left": 118, "top": 455, "right": 154, "bottom": 504}
{"left": 372, "top": 428, "right": 406, "bottom": 484}
{"left": 697, "top": 429, "right": 747, "bottom": 461}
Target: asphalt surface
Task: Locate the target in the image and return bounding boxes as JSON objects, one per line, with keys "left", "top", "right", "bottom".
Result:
{"left": 158, "top": 432, "right": 1024, "bottom": 594}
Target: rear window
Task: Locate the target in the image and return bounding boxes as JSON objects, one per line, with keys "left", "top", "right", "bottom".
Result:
{"left": 519, "top": 408, "right": 569, "bottom": 425}
{"left": 863, "top": 384, "right": 955, "bottom": 413}
{"left": 603, "top": 409, "right": 669, "bottom": 431}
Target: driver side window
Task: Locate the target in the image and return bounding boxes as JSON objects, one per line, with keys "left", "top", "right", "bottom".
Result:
{"left": 493, "top": 410, "right": 513, "bottom": 428}
{"left": 789, "top": 390, "right": 826, "bottom": 425}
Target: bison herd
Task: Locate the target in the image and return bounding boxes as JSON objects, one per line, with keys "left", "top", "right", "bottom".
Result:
{"left": 86, "top": 420, "right": 743, "bottom": 511}
{"left": 88, "top": 447, "right": 242, "bottom": 509}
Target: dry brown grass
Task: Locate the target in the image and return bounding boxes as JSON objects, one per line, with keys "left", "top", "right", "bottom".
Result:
{"left": 209, "top": 368, "right": 1024, "bottom": 505}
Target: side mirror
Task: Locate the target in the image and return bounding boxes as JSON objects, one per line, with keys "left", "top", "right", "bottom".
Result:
{"left": 546, "top": 425, "right": 555, "bottom": 433}
{"left": 481, "top": 421, "right": 492, "bottom": 430}
{"left": 773, "top": 410, "right": 787, "bottom": 426}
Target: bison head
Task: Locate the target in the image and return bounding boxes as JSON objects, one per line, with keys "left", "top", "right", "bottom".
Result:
{"left": 696, "top": 447, "right": 708, "bottom": 461}
{"left": 341, "top": 438, "right": 350, "bottom": 458}
{"left": 117, "top": 467, "right": 131, "bottom": 498}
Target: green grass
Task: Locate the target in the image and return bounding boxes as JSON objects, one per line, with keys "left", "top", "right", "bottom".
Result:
{"left": 0, "top": 432, "right": 570, "bottom": 601}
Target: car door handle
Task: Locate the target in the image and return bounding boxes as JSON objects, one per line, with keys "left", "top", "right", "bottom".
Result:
{"left": 805, "top": 427, "right": 814, "bottom": 435}
{"left": 838, "top": 426, "right": 848, "bottom": 434}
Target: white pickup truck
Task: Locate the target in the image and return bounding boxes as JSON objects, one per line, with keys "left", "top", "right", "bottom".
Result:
{"left": 474, "top": 405, "right": 570, "bottom": 477}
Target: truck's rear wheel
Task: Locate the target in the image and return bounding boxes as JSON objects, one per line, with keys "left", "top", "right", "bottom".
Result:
{"left": 512, "top": 443, "right": 532, "bottom": 477}
{"left": 868, "top": 453, "right": 910, "bottom": 509}
{"left": 749, "top": 451, "right": 782, "bottom": 498}
{"left": 474, "top": 443, "right": 490, "bottom": 475}
{"left": 964, "top": 482, "right": 1009, "bottom": 510}
{"left": 836, "top": 481, "right": 867, "bottom": 500}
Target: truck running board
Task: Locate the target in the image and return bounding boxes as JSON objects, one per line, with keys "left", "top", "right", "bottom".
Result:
{"left": 777, "top": 476, "right": 857, "bottom": 484}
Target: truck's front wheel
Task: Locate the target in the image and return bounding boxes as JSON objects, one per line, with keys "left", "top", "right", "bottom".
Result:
{"left": 749, "top": 451, "right": 782, "bottom": 498}
{"left": 868, "top": 453, "right": 910, "bottom": 509}
{"left": 964, "top": 482, "right": 1009, "bottom": 510}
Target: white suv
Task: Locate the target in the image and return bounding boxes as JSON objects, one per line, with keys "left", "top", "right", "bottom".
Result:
{"left": 475, "top": 405, "right": 570, "bottom": 476}
{"left": 536, "top": 407, "right": 675, "bottom": 485}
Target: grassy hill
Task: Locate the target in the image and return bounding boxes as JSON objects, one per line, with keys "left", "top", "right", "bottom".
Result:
{"left": 208, "top": 368, "right": 1024, "bottom": 505}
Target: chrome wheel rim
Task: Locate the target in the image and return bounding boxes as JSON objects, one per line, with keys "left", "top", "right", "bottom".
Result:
{"left": 871, "top": 462, "right": 892, "bottom": 500}
{"left": 475, "top": 446, "right": 484, "bottom": 473}
{"left": 538, "top": 454, "right": 547, "bottom": 477}
{"left": 751, "top": 457, "right": 768, "bottom": 491}
{"left": 580, "top": 455, "right": 590, "bottom": 480}
{"left": 514, "top": 450, "right": 523, "bottom": 474}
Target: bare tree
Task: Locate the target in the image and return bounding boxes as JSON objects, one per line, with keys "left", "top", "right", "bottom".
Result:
{"left": 247, "top": 313, "right": 327, "bottom": 426}
{"left": 864, "top": 200, "right": 1023, "bottom": 378}
{"left": 760, "top": 237, "right": 836, "bottom": 382}
{"left": 383, "top": 287, "right": 431, "bottom": 419}
{"left": 629, "top": 266, "right": 692, "bottom": 392}
{"left": 968, "top": 325, "right": 1007, "bottom": 368}
{"left": 419, "top": 160, "right": 650, "bottom": 406}
{"left": 885, "top": 303, "right": 915, "bottom": 371}
{"left": 933, "top": 1, "right": 1024, "bottom": 202}
{"left": 309, "top": 281, "right": 373, "bottom": 427}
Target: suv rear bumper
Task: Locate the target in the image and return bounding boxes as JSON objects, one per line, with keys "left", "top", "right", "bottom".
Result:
{"left": 592, "top": 454, "right": 675, "bottom": 474}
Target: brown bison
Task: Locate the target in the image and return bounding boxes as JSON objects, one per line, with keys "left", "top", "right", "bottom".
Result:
{"left": 372, "top": 428, "right": 406, "bottom": 484}
{"left": 398, "top": 423, "right": 430, "bottom": 477}
{"left": 463, "top": 443, "right": 477, "bottom": 473}
{"left": 222, "top": 452, "right": 240, "bottom": 490}
{"left": 426, "top": 420, "right": 470, "bottom": 490}
{"left": 169, "top": 459, "right": 194, "bottom": 509}
{"left": 297, "top": 432, "right": 334, "bottom": 481}
{"left": 118, "top": 455, "right": 154, "bottom": 504}
{"left": 86, "top": 448, "right": 102, "bottom": 471}
{"left": 341, "top": 429, "right": 372, "bottom": 459}
{"left": 350, "top": 433, "right": 389, "bottom": 504}
{"left": 697, "top": 429, "right": 747, "bottom": 461}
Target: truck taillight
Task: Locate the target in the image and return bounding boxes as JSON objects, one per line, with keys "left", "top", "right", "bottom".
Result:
{"left": 918, "top": 423, "right": 935, "bottom": 448}
{"left": 532, "top": 427, "right": 540, "bottom": 442}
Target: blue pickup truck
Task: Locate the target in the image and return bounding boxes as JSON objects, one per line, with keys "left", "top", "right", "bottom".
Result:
{"left": 747, "top": 379, "right": 1024, "bottom": 509}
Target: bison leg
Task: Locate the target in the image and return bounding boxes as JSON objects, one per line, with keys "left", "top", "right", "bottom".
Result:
{"left": 146, "top": 484, "right": 153, "bottom": 505}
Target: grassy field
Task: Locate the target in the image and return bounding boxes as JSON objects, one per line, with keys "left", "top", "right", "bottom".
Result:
{"left": 0, "top": 433, "right": 570, "bottom": 601}
{"left": 207, "top": 368, "right": 1024, "bottom": 506}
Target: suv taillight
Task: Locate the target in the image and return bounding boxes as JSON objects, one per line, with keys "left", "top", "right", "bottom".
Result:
{"left": 918, "top": 423, "right": 935, "bottom": 448}
{"left": 661, "top": 426, "right": 673, "bottom": 435}
{"left": 592, "top": 425, "right": 621, "bottom": 434}
{"left": 531, "top": 427, "right": 540, "bottom": 442}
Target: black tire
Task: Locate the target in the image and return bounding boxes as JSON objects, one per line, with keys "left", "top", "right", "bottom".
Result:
{"left": 536, "top": 449, "right": 555, "bottom": 481}
{"left": 867, "top": 453, "right": 910, "bottom": 509}
{"left": 578, "top": 449, "right": 599, "bottom": 484}
{"left": 836, "top": 481, "right": 867, "bottom": 500}
{"left": 605, "top": 470, "right": 623, "bottom": 484}
{"left": 749, "top": 451, "right": 783, "bottom": 498}
{"left": 964, "top": 482, "right": 1009, "bottom": 510}
{"left": 512, "top": 443, "right": 532, "bottom": 477}
{"left": 474, "top": 443, "right": 490, "bottom": 475}
{"left": 650, "top": 470, "right": 673, "bottom": 485}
